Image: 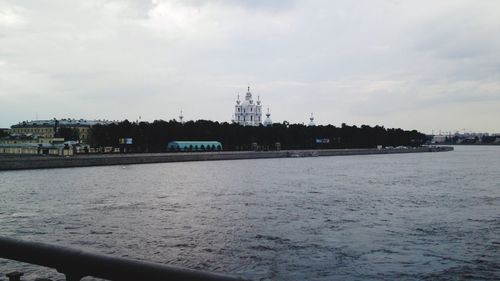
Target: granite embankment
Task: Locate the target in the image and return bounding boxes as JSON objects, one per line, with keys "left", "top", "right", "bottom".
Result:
{"left": 0, "top": 146, "right": 453, "bottom": 171}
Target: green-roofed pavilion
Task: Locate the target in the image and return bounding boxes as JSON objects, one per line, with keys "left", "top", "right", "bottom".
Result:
{"left": 167, "top": 141, "right": 222, "bottom": 151}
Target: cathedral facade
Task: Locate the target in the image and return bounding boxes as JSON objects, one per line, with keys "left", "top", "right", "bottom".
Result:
{"left": 233, "top": 86, "right": 262, "bottom": 126}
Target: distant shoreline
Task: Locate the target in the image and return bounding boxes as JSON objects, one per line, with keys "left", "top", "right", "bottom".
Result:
{"left": 437, "top": 143, "right": 500, "bottom": 146}
{"left": 0, "top": 146, "right": 453, "bottom": 171}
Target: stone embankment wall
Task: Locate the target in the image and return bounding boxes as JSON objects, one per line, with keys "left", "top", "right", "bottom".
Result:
{"left": 0, "top": 146, "right": 453, "bottom": 171}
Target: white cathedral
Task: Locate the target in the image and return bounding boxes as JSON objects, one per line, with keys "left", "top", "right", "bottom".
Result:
{"left": 233, "top": 86, "right": 272, "bottom": 126}
{"left": 232, "top": 86, "right": 318, "bottom": 127}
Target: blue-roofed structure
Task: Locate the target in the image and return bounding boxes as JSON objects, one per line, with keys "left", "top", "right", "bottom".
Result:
{"left": 167, "top": 141, "right": 222, "bottom": 151}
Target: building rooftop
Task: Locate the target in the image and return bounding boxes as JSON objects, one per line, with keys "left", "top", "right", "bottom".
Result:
{"left": 11, "top": 119, "right": 114, "bottom": 128}
{"left": 167, "top": 141, "right": 223, "bottom": 151}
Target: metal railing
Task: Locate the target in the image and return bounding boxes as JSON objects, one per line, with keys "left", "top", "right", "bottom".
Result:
{"left": 0, "top": 236, "right": 248, "bottom": 281}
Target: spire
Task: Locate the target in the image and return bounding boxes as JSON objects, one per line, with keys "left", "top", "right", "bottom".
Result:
{"left": 308, "top": 112, "right": 315, "bottom": 126}
{"left": 236, "top": 94, "right": 240, "bottom": 105}
{"left": 179, "top": 109, "right": 184, "bottom": 124}
{"left": 264, "top": 107, "right": 272, "bottom": 126}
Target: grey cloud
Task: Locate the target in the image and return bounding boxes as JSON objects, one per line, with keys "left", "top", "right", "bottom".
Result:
{"left": 0, "top": 0, "right": 499, "bottom": 133}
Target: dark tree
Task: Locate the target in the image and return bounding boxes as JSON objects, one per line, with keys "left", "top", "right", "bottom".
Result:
{"left": 89, "top": 120, "right": 427, "bottom": 152}
{"left": 0, "top": 129, "right": 8, "bottom": 138}
{"left": 56, "top": 127, "right": 80, "bottom": 141}
{"left": 481, "top": 136, "right": 497, "bottom": 144}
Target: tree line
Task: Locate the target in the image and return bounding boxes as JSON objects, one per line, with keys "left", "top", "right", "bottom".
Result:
{"left": 88, "top": 120, "right": 426, "bottom": 152}
{"left": 0, "top": 129, "right": 8, "bottom": 138}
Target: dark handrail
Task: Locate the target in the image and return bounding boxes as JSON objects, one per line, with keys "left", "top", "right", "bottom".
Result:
{"left": 0, "top": 236, "right": 248, "bottom": 281}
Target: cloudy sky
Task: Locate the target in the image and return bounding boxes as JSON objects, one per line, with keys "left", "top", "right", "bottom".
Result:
{"left": 1, "top": 0, "right": 499, "bottom": 133}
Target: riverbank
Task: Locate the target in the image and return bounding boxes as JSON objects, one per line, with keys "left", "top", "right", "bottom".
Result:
{"left": 0, "top": 146, "right": 453, "bottom": 171}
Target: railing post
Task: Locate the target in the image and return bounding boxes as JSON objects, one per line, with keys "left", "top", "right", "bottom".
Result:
{"left": 0, "top": 236, "right": 248, "bottom": 281}
{"left": 5, "top": 272, "right": 23, "bottom": 281}
{"left": 63, "top": 273, "right": 84, "bottom": 281}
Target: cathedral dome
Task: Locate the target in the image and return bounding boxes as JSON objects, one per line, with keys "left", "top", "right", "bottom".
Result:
{"left": 240, "top": 99, "right": 251, "bottom": 107}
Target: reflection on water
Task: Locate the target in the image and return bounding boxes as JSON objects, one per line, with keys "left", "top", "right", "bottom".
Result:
{"left": 1, "top": 146, "right": 499, "bottom": 280}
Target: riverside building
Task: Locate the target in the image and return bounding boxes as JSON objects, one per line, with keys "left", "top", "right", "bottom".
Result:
{"left": 10, "top": 118, "right": 113, "bottom": 143}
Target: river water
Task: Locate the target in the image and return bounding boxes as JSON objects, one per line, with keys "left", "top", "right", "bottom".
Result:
{"left": 0, "top": 146, "right": 499, "bottom": 280}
